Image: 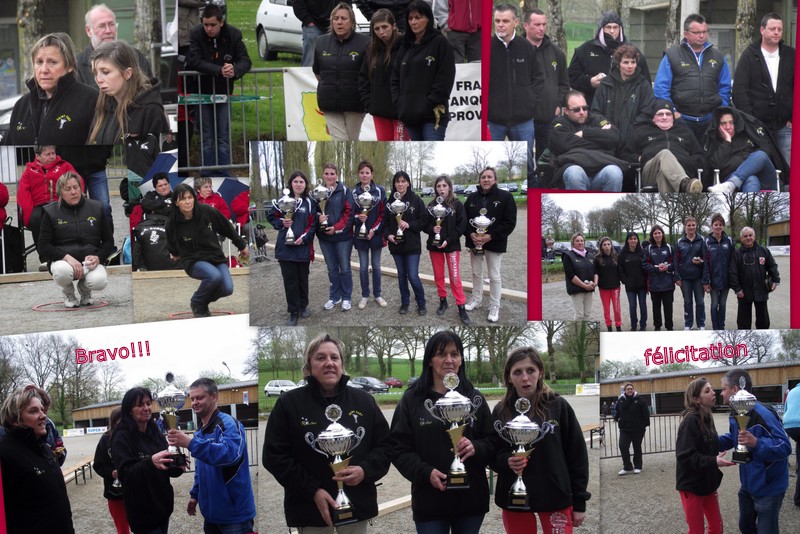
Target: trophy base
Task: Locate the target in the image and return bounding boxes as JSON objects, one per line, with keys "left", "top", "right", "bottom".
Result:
{"left": 356, "top": 234, "right": 369, "bottom": 240}
{"left": 472, "top": 247, "right": 485, "bottom": 256}
{"left": 395, "top": 235, "right": 404, "bottom": 244}
{"left": 170, "top": 452, "right": 187, "bottom": 467}
{"left": 285, "top": 238, "right": 296, "bottom": 245}
{"left": 732, "top": 450, "right": 751, "bottom": 464}
{"left": 319, "top": 223, "right": 328, "bottom": 232}
{"left": 508, "top": 492, "right": 530, "bottom": 511}
{"left": 446, "top": 472, "right": 470, "bottom": 489}
{"left": 331, "top": 505, "right": 358, "bottom": 526}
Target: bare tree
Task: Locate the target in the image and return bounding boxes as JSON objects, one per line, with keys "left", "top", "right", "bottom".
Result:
{"left": 534, "top": 321, "right": 566, "bottom": 382}
{"left": 546, "top": 0, "right": 568, "bottom": 55}
{"left": 541, "top": 196, "right": 565, "bottom": 238}
{"left": 134, "top": 0, "right": 161, "bottom": 80}
{"left": 665, "top": 0, "right": 680, "bottom": 47}
{"left": 735, "top": 0, "right": 758, "bottom": 64}
{"left": 557, "top": 322, "right": 599, "bottom": 383}
{"left": 567, "top": 210, "right": 584, "bottom": 235}
{"left": 498, "top": 142, "right": 525, "bottom": 179}
{"left": 16, "top": 0, "right": 46, "bottom": 83}
{"left": 97, "top": 362, "right": 126, "bottom": 402}
{"left": 780, "top": 331, "right": 800, "bottom": 360}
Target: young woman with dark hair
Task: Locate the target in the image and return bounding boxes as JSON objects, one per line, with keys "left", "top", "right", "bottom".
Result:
{"left": 594, "top": 236, "right": 622, "bottom": 331}
{"left": 93, "top": 407, "right": 129, "bottom": 534}
{"left": 642, "top": 225, "right": 675, "bottom": 331}
{"left": 618, "top": 231, "right": 648, "bottom": 330}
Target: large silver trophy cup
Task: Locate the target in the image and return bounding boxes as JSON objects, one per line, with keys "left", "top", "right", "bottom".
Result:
{"left": 469, "top": 208, "right": 495, "bottom": 255}
{"left": 494, "top": 398, "right": 553, "bottom": 510}
{"left": 311, "top": 183, "right": 332, "bottom": 231}
{"left": 387, "top": 193, "right": 409, "bottom": 243}
{"left": 272, "top": 189, "right": 302, "bottom": 245}
{"left": 354, "top": 185, "right": 377, "bottom": 240}
{"left": 156, "top": 373, "right": 188, "bottom": 467}
{"left": 427, "top": 197, "right": 451, "bottom": 247}
{"left": 305, "top": 404, "right": 365, "bottom": 525}
{"left": 424, "top": 373, "right": 482, "bottom": 489}
{"left": 730, "top": 377, "right": 757, "bottom": 464}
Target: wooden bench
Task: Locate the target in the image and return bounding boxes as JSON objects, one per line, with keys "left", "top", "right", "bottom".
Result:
{"left": 71, "top": 462, "right": 93, "bottom": 485}
{"left": 581, "top": 422, "right": 605, "bottom": 448}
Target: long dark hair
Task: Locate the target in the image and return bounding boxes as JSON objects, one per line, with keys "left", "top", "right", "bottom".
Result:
{"left": 681, "top": 378, "right": 716, "bottom": 441}
{"left": 649, "top": 225, "right": 666, "bottom": 247}
{"left": 403, "top": 0, "right": 434, "bottom": 43}
{"left": 118, "top": 387, "right": 159, "bottom": 439}
{"left": 431, "top": 175, "right": 456, "bottom": 207}
{"left": 594, "top": 236, "right": 617, "bottom": 266}
{"left": 287, "top": 170, "right": 309, "bottom": 198}
{"left": 169, "top": 183, "right": 197, "bottom": 223}
{"left": 391, "top": 170, "right": 413, "bottom": 197}
{"left": 496, "top": 347, "right": 554, "bottom": 424}
{"left": 411, "top": 330, "right": 470, "bottom": 397}
{"left": 367, "top": 9, "right": 400, "bottom": 73}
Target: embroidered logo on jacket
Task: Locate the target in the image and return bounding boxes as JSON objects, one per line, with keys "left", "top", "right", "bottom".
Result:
{"left": 56, "top": 115, "right": 71, "bottom": 129}
{"left": 349, "top": 51, "right": 361, "bottom": 61}
{"left": 425, "top": 56, "right": 436, "bottom": 66}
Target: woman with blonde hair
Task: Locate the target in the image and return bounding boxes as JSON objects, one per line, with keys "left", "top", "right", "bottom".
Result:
{"left": 562, "top": 232, "right": 596, "bottom": 321}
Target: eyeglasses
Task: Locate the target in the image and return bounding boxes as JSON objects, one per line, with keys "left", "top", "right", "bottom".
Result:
{"left": 686, "top": 30, "right": 708, "bottom": 36}
{"left": 94, "top": 22, "right": 119, "bottom": 32}
{"left": 568, "top": 106, "right": 589, "bottom": 113}
{"left": 654, "top": 111, "right": 673, "bottom": 117}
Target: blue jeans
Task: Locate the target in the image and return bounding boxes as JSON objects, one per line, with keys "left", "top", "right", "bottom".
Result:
{"left": 726, "top": 150, "right": 778, "bottom": 191}
{"left": 563, "top": 164, "right": 623, "bottom": 191}
{"left": 318, "top": 239, "right": 353, "bottom": 301}
{"left": 392, "top": 253, "right": 425, "bottom": 307}
{"left": 680, "top": 278, "right": 705, "bottom": 328}
{"left": 488, "top": 120, "right": 535, "bottom": 180}
{"left": 626, "top": 288, "right": 647, "bottom": 328}
{"left": 406, "top": 121, "right": 447, "bottom": 141}
{"left": 774, "top": 125, "right": 791, "bottom": 169}
{"left": 737, "top": 489, "right": 783, "bottom": 534}
{"left": 709, "top": 287, "right": 729, "bottom": 330}
{"left": 203, "top": 519, "right": 254, "bottom": 534}
{"left": 357, "top": 247, "right": 382, "bottom": 298}
{"left": 301, "top": 24, "right": 323, "bottom": 67}
{"left": 415, "top": 514, "right": 484, "bottom": 534}
{"left": 188, "top": 261, "right": 233, "bottom": 306}
{"left": 200, "top": 102, "right": 232, "bottom": 176}
{"left": 86, "top": 169, "right": 112, "bottom": 225}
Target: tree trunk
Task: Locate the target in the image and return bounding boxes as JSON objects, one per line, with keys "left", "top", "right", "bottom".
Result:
{"left": 134, "top": 0, "right": 161, "bottom": 75}
{"left": 602, "top": 0, "right": 622, "bottom": 16}
{"left": 735, "top": 0, "right": 757, "bottom": 66}
{"left": 17, "top": 0, "right": 46, "bottom": 84}
{"left": 665, "top": 0, "right": 680, "bottom": 47}
{"left": 547, "top": 0, "right": 568, "bottom": 56}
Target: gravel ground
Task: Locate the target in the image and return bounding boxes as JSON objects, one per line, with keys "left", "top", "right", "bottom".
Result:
{"left": 540, "top": 256, "right": 791, "bottom": 329}
{"left": 249, "top": 208, "right": 528, "bottom": 327}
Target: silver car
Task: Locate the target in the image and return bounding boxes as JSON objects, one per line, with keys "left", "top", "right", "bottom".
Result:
{"left": 264, "top": 379, "right": 299, "bottom": 396}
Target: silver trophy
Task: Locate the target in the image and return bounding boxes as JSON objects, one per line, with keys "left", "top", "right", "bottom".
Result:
{"left": 155, "top": 373, "right": 187, "bottom": 467}
{"left": 424, "top": 373, "right": 482, "bottom": 489}
{"left": 729, "top": 377, "right": 757, "bottom": 464}
{"left": 354, "top": 185, "right": 378, "bottom": 240}
{"left": 494, "top": 398, "right": 553, "bottom": 510}
{"left": 311, "top": 182, "right": 332, "bottom": 231}
{"left": 387, "top": 192, "right": 409, "bottom": 243}
{"left": 272, "top": 188, "right": 302, "bottom": 245}
{"left": 469, "top": 208, "right": 495, "bottom": 255}
{"left": 427, "top": 197, "right": 451, "bottom": 247}
{"left": 305, "top": 404, "right": 365, "bottom": 525}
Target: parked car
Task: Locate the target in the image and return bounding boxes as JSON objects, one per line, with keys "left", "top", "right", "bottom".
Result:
{"left": 498, "top": 183, "right": 510, "bottom": 192}
{"left": 255, "top": 0, "right": 369, "bottom": 60}
{"left": 0, "top": 95, "right": 22, "bottom": 144}
{"left": 507, "top": 182, "right": 518, "bottom": 192}
{"left": 464, "top": 185, "right": 478, "bottom": 195}
{"left": 347, "top": 380, "right": 364, "bottom": 390}
{"left": 407, "top": 377, "right": 419, "bottom": 386}
{"left": 521, "top": 180, "right": 528, "bottom": 194}
{"left": 420, "top": 187, "right": 435, "bottom": 197}
{"left": 264, "top": 379, "right": 299, "bottom": 396}
{"left": 296, "top": 379, "right": 307, "bottom": 387}
{"left": 453, "top": 184, "right": 465, "bottom": 194}
{"left": 350, "top": 376, "right": 389, "bottom": 393}
{"left": 384, "top": 377, "right": 403, "bottom": 388}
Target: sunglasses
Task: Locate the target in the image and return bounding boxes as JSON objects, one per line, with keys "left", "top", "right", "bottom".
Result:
{"left": 568, "top": 106, "right": 589, "bottom": 113}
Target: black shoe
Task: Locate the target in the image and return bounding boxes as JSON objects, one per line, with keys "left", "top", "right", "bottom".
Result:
{"left": 631, "top": 325, "right": 637, "bottom": 331}
{"left": 300, "top": 308, "right": 310, "bottom": 318}
{"left": 436, "top": 297, "right": 448, "bottom": 316}
{"left": 399, "top": 304, "right": 409, "bottom": 315}
{"left": 418, "top": 306, "right": 427, "bottom": 316}
{"left": 288, "top": 313, "right": 299, "bottom": 326}
{"left": 191, "top": 302, "right": 210, "bottom": 318}
{"left": 607, "top": 325, "right": 612, "bottom": 332}
{"left": 458, "top": 305, "right": 471, "bottom": 326}
{"left": 616, "top": 326, "right": 622, "bottom": 332}
{"left": 654, "top": 326, "right": 661, "bottom": 331}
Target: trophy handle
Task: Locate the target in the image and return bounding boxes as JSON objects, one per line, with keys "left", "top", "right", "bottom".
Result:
{"left": 424, "top": 399, "right": 446, "bottom": 424}
{"left": 493, "top": 420, "right": 514, "bottom": 445}
{"left": 470, "top": 395, "right": 483, "bottom": 411}
{"left": 530, "top": 421, "right": 555, "bottom": 447}
{"left": 489, "top": 217, "right": 496, "bottom": 224}
{"left": 271, "top": 198, "right": 280, "bottom": 211}
{"left": 304, "top": 432, "right": 329, "bottom": 458}
{"left": 353, "top": 427, "right": 366, "bottom": 450}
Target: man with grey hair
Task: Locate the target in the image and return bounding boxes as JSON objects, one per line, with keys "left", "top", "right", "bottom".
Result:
{"left": 167, "top": 377, "right": 255, "bottom": 533}
{"left": 728, "top": 226, "right": 779, "bottom": 329}
{"left": 76, "top": 4, "right": 153, "bottom": 85}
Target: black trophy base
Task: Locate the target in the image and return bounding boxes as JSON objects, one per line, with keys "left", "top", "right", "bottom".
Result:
{"left": 732, "top": 450, "right": 751, "bottom": 464}
{"left": 447, "top": 473, "right": 470, "bottom": 489}
{"left": 432, "top": 238, "right": 442, "bottom": 247}
{"left": 472, "top": 247, "right": 485, "bottom": 256}
{"left": 170, "top": 452, "right": 187, "bottom": 468}
{"left": 319, "top": 222, "right": 328, "bottom": 232}
{"left": 331, "top": 505, "right": 358, "bottom": 526}
{"left": 356, "top": 233, "right": 369, "bottom": 240}
{"left": 395, "top": 234, "right": 405, "bottom": 244}
{"left": 285, "top": 238, "right": 296, "bottom": 246}
{"left": 508, "top": 492, "right": 530, "bottom": 511}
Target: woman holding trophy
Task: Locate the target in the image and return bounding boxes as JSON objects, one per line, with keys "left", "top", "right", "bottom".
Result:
{"left": 351, "top": 160, "right": 387, "bottom": 310}
{"left": 491, "top": 347, "right": 590, "bottom": 533}
{"left": 93, "top": 407, "right": 130, "bottom": 534}
{"left": 390, "top": 331, "right": 494, "bottom": 533}
{"left": 262, "top": 332, "right": 393, "bottom": 533}
{"left": 268, "top": 170, "right": 317, "bottom": 325}
{"left": 425, "top": 175, "right": 469, "bottom": 325}
{"left": 383, "top": 170, "right": 428, "bottom": 315}
{"left": 111, "top": 387, "right": 184, "bottom": 534}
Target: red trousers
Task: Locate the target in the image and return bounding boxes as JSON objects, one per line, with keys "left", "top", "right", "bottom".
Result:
{"left": 502, "top": 507, "right": 574, "bottom": 534}
{"left": 599, "top": 287, "right": 622, "bottom": 327}
{"left": 372, "top": 116, "right": 410, "bottom": 141}
{"left": 107, "top": 498, "right": 131, "bottom": 534}
{"left": 430, "top": 250, "right": 466, "bottom": 305}
{"left": 679, "top": 490, "right": 723, "bottom": 534}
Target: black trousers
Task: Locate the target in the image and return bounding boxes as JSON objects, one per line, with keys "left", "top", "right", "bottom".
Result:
{"left": 619, "top": 428, "right": 645, "bottom": 470}
{"left": 279, "top": 261, "right": 310, "bottom": 314}
{"left": 650, "top": 290, "right": 674, "bottom": 330}
{"left": 736, "top": 299, "right": 770, "bottom": 329}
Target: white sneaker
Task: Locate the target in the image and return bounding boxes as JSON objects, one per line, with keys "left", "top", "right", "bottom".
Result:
{"left": 708, "top": 181, "right": 736, "bottom": 194}
{"left": 618, "top": 469, "right": 632, "bottom": 476}
{"left": 375, "top": 296, "right": 388, "bottom": 308}
{"left": 634, "top": 468, "right": 642, "bottom": 474}
{"left": 324, "top": 299, "right": 341, "bottom": 310}
{"left": 358, "top": 297, "right": 369, "bottom": 309}
{"left": 465, "top": 298, "right": 481, "bottom": 311}
{"left": 64, "top": 291, "right": 80, "bottom": 308}
{"left": 699, "top": 327, "right": 706, "bottom": 331}
{"left": 487, "top": 306, "right": 500, "bottom": 323}
{"left": 342, "top": 300, "right": 351, "bottom": 311}
{"left": 684, "top": 327, "right": 691, "bottom": 331}
{"left": 77, "top": 280, "right": 93, "bottom": 306}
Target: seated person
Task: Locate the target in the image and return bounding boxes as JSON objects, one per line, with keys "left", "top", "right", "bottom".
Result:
{"left": 140, "top": 172, "right": 173, "bottom": 221}
{"left": 194, "top": 177, "right": 231, "bottom": 219}
{"left": 550, "top": 90, "right": 625, "bottom": 191}
{"left": 132, "top": 173, "right": 177, "bottom": 271}
{"left": 625, "top": 100, "right": 706, "bottom": 192}
{"left": 706, "top": 106, "right": 787, "bottom": 193}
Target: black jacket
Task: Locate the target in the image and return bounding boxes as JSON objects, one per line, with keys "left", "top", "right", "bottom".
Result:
{"left": 532, "top": 35, "right": 570, "bottom": 123}
{"left": 562, "top": 249, "right": 595, "bottom": 295}
{"left": 0, "top": 427, "right": 75, "bottom": 533}
{"left": 292, "top": 0, "right": 340, "bottom": 32}
{"left": 38, "top": 196, "right": 114, "bottom": 266}
{"left": 141, "top": 190, "right": 173, "bottom": 220}
{"left": 463, "top": 183, "right": 516, "bottom": 253}
{"left": 675, "top": 233, "right": 709, "bottom": 283}
{"left": 390, "top": 381, "right": 494, "bottom": 522}
{"left": 594, "top": 253, "right": 620, "bottom": 290}
{"left": 424, "top": 197, "right": 466, "bottom": 253}
{"left": 614, "top": 393, "right": 650, "bottom": 433}
{"left": 618, "top": 246, "right": 647, "bottom": 291}
{"left": 268, "top": 196, "right": 317, "bottom": 262}
{"left": 93, "top": 432, "right": 124, "bottom": 501}
{"left": 550, "top": 112, "right": 627, "bottom": 181}
{"left": 488, "top": 35, "right": 542, "bottom": 127}
{"left": 383, "top": 189, "right": 427, "bottom": 256}
{"left": 391, "top": 21, "right": 455, "bottom": 126}
{"left": 705, "top": 232, "right": 734, "bottom": 290}
{"left": 262, "top": 374, "right": 393, "bottom": 528}
{"left": 625, "top": 121, "right": 706, "bottom": 179}
{"left": 165, "top": 203, "right": 246, "bottom": 273}
{"left": 591, "top": 66, "right": 654, "bottom": 149}
{"left": 729, "top": 243, "right": 780, "bottom": 302}
{"left": 675, "top": 411, "right": 723, "bottom": 496}
{"left": 4, "top": 71, "right": 98, "bottom": 145}
{"left": 359, "top": 39, "right": 401, "bottom": 119}
{"left": 75, "top": 44, "right": 153, "bottom": 86}
{"left": 187, "top": 23, "right": 252, "bottom": 95}
{"left": 110, "top": 423, "right": 184, "bottom": 532}
{"left": 642, "top": 242, "right": 676, "bottom": 293}
{"left": 313, "top": 31, "right": 370, "bottom": 113}
{"left": 660, "top": 41, "right": 727, "bottom": 119}
{"left": 491, "top": 395, "right": 590, "bottom": 513}
{"left": 91, "top": 79, "right": 169, "bottom": 145}
{"left": 733, "top": 41, "right": 794, "bottom": 131}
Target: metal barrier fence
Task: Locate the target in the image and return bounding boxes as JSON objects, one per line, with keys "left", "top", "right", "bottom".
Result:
{"left": 0, "top": 145, "right": 127, "bottom": 180}
{"left": 183, "top": 426, "right": 260, "bottom": 472}
{"left": 178, "top": 68, "right": 284, "bottom": 174}
{"left": 599, "top": 414, "right": 683, "bottom": 459}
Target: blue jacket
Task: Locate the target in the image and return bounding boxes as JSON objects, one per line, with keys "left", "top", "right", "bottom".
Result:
{"left": 675, "top": 233, "right": 709, "bottom": 283}
{"left": 188, "top": 410, "right": 256, "bottom": 524}
{"left": 269, "top": 196, "right": 316, "bottom": 262}
{"left": 642, "top": 242, "right": 675, "bottom": 293}
{"left": 784, "top": 384, "right": 800, "bottom": 430}
{"left": 350, "top": 181, "right": 386, "bottom": 250}
{"left": 719, "top": 402, "right": 791, "bottom": 497}
{"left": 705, "top": 232, "right": 734, "bottom": 289}
{"left": 316, "top": 181, "right": 353, "bottom": 243}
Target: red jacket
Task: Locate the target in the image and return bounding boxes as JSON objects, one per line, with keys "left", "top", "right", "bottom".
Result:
{"left": 0, "top": 182, "right": 8, "bottom": 231}
{"left": 197, "top": 191, "right": 231, "bottom": 219}
{"left": 230, "top": 190, "right": 250, "bottom": 227}
{"left": 17, "top": 157, "right": 80, "bottom": 226}
{"left": 448, "top": 0, "right": 481, "bottom": 33}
